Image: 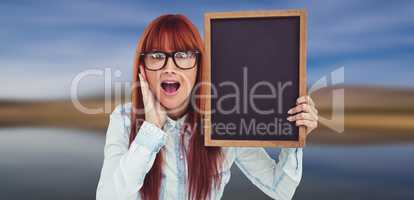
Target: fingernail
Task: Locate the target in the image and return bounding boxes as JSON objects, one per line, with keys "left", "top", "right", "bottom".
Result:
{"left": 287, "top": 116, "right": 292, "bottom": 121}
{"left": 287, "top": 109, "right": 292, "bottom": 114}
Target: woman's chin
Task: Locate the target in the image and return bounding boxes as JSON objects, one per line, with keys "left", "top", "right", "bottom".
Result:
{"left": 160, "top": 97, "right": 189, "bottom": 113}
{"left": 160, "top": 99, "right": 181, "bottom": 110}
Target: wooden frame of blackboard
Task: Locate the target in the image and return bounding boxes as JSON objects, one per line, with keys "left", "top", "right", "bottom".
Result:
{"left": 202, "top": 9, "right": 307, "bottom": 147}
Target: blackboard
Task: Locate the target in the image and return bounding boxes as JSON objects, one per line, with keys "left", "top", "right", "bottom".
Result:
{"left": 202, "top": 9, "right": 307, "bottom": 147}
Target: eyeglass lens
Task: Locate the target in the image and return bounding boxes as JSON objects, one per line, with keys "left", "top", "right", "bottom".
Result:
{"left": 143, "top": 51, "right": 197, "bottom": 70}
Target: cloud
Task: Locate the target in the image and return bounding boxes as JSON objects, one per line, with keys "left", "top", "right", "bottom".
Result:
{"left": 308, "top": 1, "right": 414, "bottom": 57}
{"left": 308, "top": 54, "right": 414, "bottom": 88}
{"left": 0, "top": 0, "right": 413, "bottom": 99}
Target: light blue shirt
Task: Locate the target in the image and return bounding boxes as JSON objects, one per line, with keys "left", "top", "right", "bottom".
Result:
{"left": 96, "top": 103, "right": 303, "bottom": 200}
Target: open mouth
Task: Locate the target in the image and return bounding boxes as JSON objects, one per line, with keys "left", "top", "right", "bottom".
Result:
{"left": 160, "top": 80, "right": 181, "bottom": 95}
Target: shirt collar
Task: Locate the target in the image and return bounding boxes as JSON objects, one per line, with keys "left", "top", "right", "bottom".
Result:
{"left": 163, "top": 113, "right": 188, "bottom": 133}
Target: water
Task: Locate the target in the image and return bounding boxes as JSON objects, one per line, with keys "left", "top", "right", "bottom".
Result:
{"left": 0, "top": 128, "right": 104, "bottom": 200}
{"left": 1, "top": 128, "right": 413, "bottom": 200}
{"left": 224, "top": 145, "right": 414, "bottom": 199}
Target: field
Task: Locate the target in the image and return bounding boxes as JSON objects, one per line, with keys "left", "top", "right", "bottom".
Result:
{"left": 0, "top": 85, "right": 413, "bottom": 145}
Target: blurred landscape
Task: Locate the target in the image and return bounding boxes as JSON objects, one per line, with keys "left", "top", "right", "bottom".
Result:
{"left": 1, "top": 85, "right": 413, "bottom": 144}
{"left": 1, "top": 0, "right": 414, "bottom": 199}
{"left": 1, "top": 85, "right": 414, "bottom": 200}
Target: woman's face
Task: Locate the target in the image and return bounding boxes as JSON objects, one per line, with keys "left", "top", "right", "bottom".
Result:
{"left": 141, "top": 47, "right": 198, "bottom": 114}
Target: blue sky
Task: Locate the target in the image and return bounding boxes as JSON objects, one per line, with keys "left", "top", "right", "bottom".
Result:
{"left": 1, "top": 0, "right": 413, "bottom": 99}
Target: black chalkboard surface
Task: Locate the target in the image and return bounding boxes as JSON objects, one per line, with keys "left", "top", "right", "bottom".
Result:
{"left": 202, "top": 10, "right": 307, "bottom": 147}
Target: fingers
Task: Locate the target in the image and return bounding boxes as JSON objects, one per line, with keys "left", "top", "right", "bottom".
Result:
{"left": 287, "top": 112, "right": 317, "bottom": 122}
{"left": 295, "top": 119, "right": 318, "bottom": 131}
{"left": 138, "top": 73, "right": 154, "bottom": 111}
{"left": 138, "top": 73, "right": 148, "bottom": 98}
{"left": 287, "top": 102, "right": 318, "bottom": 124}
{"left": 290, "top": 96, "right": 318, "bottom": 115}
{"left": 296, "top": 96, "right": 318, "bottom": 114}
{"left": 138, "top": 68, "right": 167, "bottom": 128}
{"left": 139, "top": 65, "right": 148, "bottom": 81}
{"left": 288, "top": 103, "right": 315, "bottom": 115}
{"left": 139, "top": 73, "right": 166, "bottom": 114}
{"left": 300, "top": 96, "right": 317, "bottom": 111}
{"left": 287, "top": 95, "right": 319, "bottom": 135}
{"left": 296, "top": 95, "right": 314, "bottom": 106}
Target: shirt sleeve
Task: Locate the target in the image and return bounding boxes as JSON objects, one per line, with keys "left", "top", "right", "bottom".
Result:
{"left": 234, "top": 147, "right": 303, "bottom": 200}
{"left": 96, "top": 104, "right": 168, "bottom": 200}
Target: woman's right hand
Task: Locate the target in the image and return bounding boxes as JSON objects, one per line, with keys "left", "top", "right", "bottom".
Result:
{"left": 138, "top": 69, "right": 167, "bottom": 129}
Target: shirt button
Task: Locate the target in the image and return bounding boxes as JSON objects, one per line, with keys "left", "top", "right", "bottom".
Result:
{"left": 179, "top": 154, "right": 184, "bottom": 160}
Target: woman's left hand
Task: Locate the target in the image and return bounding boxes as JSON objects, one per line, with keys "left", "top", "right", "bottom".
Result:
{"left": 287, "top": 95, "right": 318, "bottom": 136}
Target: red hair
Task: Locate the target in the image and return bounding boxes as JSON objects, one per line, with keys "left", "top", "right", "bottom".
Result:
{"left": 129, "top": 14, "right": 224, "bottom": 200}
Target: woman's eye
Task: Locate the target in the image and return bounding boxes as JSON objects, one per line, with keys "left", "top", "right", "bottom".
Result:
{"left": 150, "top": 53, "right": 165, "bottom": 59}
{"left": 176, "top": 52, "right": 190, "bottom": 59}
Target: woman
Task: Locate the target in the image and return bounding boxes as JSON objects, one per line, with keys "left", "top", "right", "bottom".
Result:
{"left": 96, "top": 14, "right": 318, "bottom": 200}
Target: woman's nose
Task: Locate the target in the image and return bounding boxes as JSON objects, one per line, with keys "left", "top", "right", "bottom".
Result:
{"left": 163, "top": 57, "right": 178, "bottom": 73}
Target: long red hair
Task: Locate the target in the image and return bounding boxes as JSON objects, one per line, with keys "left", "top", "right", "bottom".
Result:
{"left": 128, "top": 14, "right": 224, "bottom": 200}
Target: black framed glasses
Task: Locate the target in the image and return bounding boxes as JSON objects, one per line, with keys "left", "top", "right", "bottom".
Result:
{"left": 140, "top": 50, "right": 200, "bottom": 71}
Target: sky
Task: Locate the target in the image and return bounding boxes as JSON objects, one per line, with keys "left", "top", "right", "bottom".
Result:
{"left": 1, "top": 0, "right": 413, "bottom": 99}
